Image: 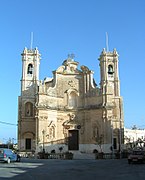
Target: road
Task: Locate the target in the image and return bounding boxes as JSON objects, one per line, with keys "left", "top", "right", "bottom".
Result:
{"left": 0, "top": 158, "right": 145, "bottom": 180}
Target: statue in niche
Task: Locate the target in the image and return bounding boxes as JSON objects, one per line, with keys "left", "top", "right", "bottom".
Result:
{"left": 49, "top": 125, "right": 55, "bottom": 139}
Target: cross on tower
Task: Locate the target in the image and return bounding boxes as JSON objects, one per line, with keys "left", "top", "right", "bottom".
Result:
{"left": 68, "top": 53, "right": 75, "bottom": 60}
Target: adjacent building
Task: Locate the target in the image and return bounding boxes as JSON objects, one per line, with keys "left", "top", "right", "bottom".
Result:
{"left": 124, "top": 127, "right": 145, "bottom": 149}
{"left": 18, "top": 47, "right": 124, "bottom": 155}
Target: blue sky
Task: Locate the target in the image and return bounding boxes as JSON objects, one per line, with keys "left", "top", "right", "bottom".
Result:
{"left": 0, "top": 0, "right": 145, "bottom": 143}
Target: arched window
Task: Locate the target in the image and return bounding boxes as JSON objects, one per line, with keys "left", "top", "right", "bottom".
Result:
{"left": 108, "top": 64, "right": 114, "bottom": 74}
{"left": 68, "top": 92, "right": 77, "bottom": 108}
{"left": 27, "top": 64, "right": 33, "bottom": 75}
{"left": 25, "top": 102, "right": 33, "bottom": 117}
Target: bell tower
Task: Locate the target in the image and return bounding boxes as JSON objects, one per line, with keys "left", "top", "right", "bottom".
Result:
{"left": 21, "top": 47, "right": 41, "bottom": 93}
{"left": 99, "top": 48, "right": 123, "bottom": 150}
{"left": 99, "top": 48, "right": 120, "bottom": 101}
{"left": 18, "top": 47, "right": 41, "bottom": 152}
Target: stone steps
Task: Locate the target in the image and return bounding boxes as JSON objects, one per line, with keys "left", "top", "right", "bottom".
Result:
{"left": 73, "top": 152, "right": 95, "bottom": 160}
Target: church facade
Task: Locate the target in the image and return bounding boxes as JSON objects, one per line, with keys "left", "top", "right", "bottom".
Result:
{"left": 18, "top": 47, "right": 124, "bottom": 155}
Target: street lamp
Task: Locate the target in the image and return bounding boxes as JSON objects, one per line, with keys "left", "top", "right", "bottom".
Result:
{"left": 42, "top": 130, "right": 45, "bottom": 153}
{"left": 111, "top": 124, "right": 114, "bottom": 159}
{"left": 119, "top": 119, "right": 122, "bottom": 159}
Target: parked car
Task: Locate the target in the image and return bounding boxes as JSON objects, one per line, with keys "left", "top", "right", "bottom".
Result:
{"left": 0, "top": 148, "right": 21, "bottom": 163}
{"left": 128, "top": 150, "right": 145, "bottom": 164}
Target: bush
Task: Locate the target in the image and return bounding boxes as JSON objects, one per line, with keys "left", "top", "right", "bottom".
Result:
{"left": 64, "top": 152, "right": 73, "bottom": 160}
{"left": 38, "top": 152, "right": 48, "bottom": 159}
{"left": 51, "top": 149, "right": 56, "bottom": 153}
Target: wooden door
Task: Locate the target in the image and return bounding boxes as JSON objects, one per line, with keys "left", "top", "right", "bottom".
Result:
{"left": 68, "top": 130, "right": 79, "bottom": 150}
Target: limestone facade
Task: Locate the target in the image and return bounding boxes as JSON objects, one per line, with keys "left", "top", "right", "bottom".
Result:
{"left": 18, "top": 48, "right": 124, "bottom": 154}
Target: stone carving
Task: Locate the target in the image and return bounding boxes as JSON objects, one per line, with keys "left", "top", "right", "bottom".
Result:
{"left": 62, "top": 113, "right": 76, "bottom": 126}
{"left": 56, "top": 66, "right": 65, "bottom": 73}
{"left": 62, "top": 113, "right": 83, "bottom": 131}
{"left": 69, "top": 113, "right": 75, "bottom": 120}
{"left": 39, "top": 116, "right": 48, "bottom": 121}
{"left": 81, "top": 65, "right": 90, "bottom": 73}
{"left": 68, "top": 80, "right": 76, "bottom": 88}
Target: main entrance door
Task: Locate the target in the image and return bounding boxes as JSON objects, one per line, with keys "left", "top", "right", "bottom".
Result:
{"left": 68, "top": 130, "right": 79, "bottom": 150}
{"left": 25, "top": 138, "right": 31, "bottom": 150}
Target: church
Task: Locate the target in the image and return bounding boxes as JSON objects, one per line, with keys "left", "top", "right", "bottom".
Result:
{"left": 18, "top": 47, "right": 124, "bottom": 155}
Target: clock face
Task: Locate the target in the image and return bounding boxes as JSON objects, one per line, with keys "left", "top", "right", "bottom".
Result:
{"left": 108, "top": 74, "right": 113, "bottom": 79}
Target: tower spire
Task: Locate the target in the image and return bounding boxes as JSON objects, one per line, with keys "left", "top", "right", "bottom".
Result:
{"left": 30, "top": 32, "right": 33, "bottom": 50}
{"left": 106, "top": 32, "right": 109, "bottom": 52}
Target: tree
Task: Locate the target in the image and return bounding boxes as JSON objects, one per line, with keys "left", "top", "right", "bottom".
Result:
{"left": 95, "top": 134, "right": 104, "bottom": 152}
